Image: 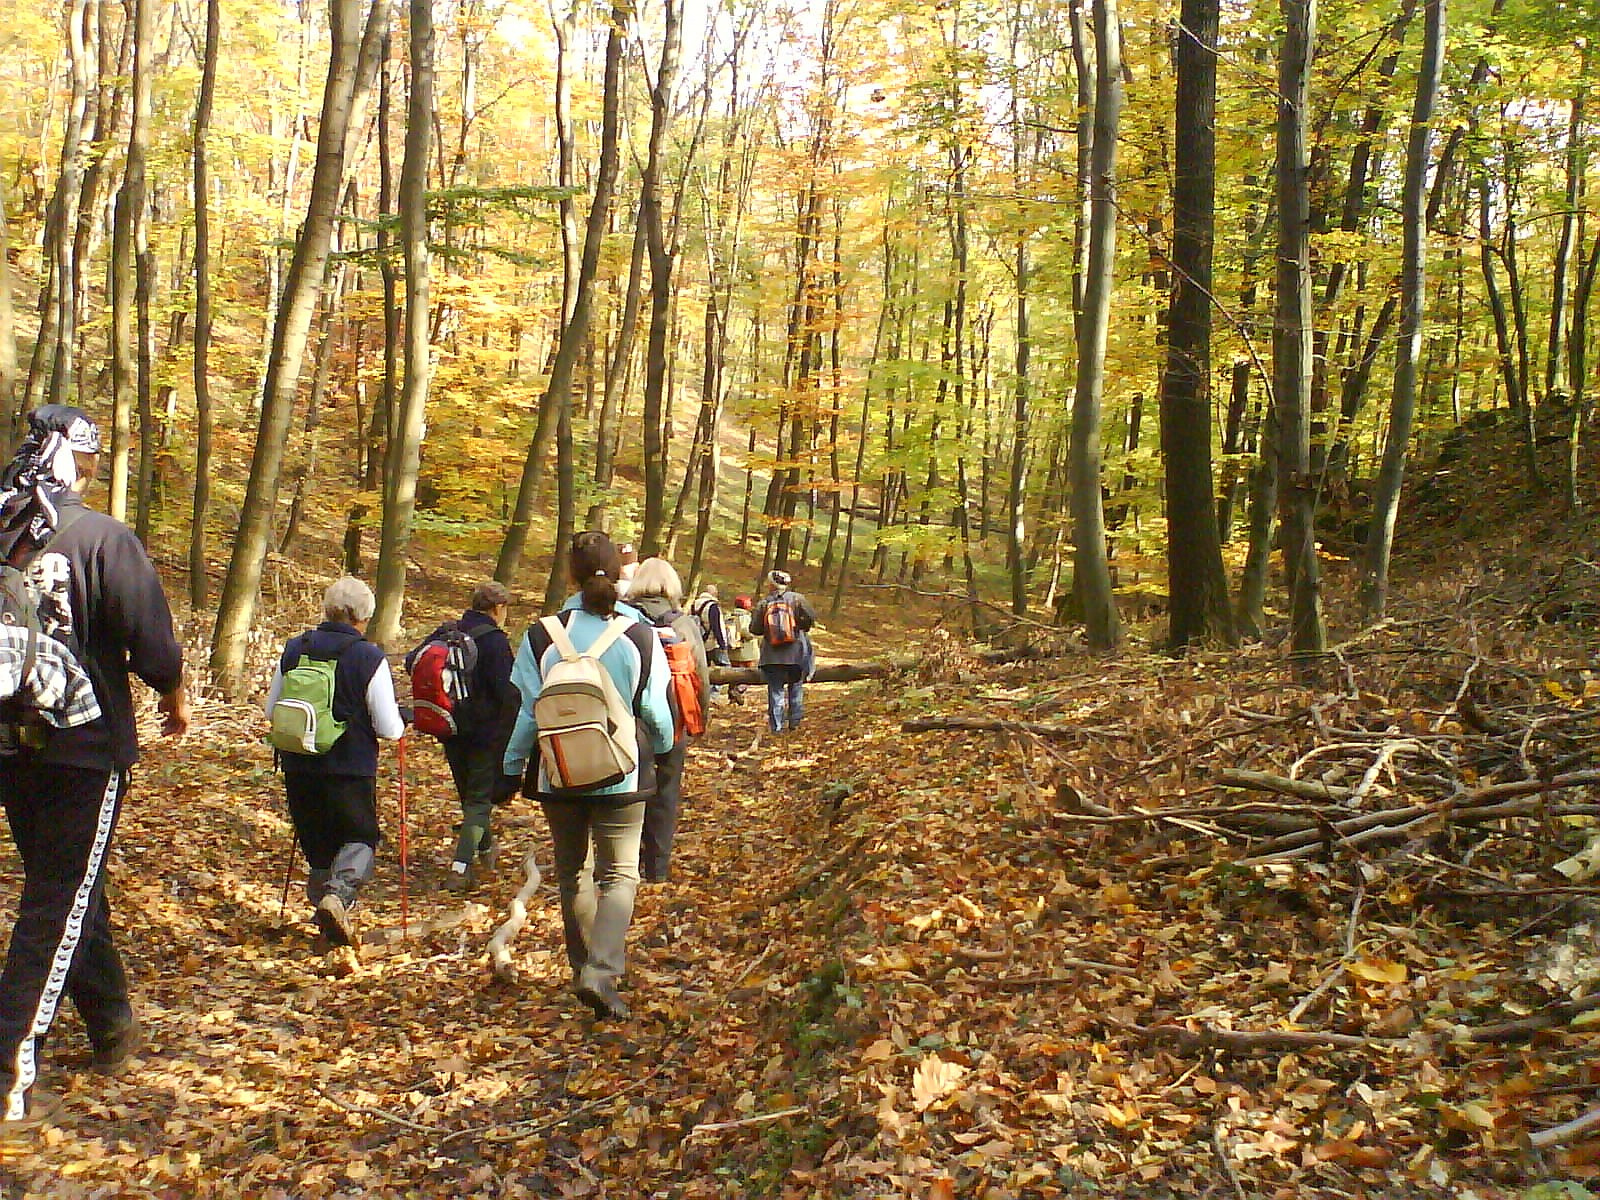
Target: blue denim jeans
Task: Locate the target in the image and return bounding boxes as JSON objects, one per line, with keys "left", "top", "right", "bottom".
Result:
{"left": 762, "top": 665, "right": 804, "bottom": 733}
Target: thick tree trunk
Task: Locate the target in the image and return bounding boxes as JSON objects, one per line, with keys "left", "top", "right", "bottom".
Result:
{"left": 1069, "top": 0, "right": 1123, "bottom": 652}
{"left": 495, "top": 0, "right": 631, "bottom": 585}
{"left": 369, "top": 0, "right": 433, "bottom": 649}
{"left": 209, "top": 0, "right": 390, "bottom": 695}
{"left": 1273, "top": 0, "right": 1325, "bottom": 658}
{"left": 1161, "top": 0, "right": 1233, "bottom": 651}
{"left": 1360, "top": 0, "right": 1445, "bottom": 620}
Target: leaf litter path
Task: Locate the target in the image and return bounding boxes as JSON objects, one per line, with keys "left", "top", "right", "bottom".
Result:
{"left": 1, "top": 627, "right": 1594, "bottom": 1198}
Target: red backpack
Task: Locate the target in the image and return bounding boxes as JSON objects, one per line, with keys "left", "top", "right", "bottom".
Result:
{"left": 764, "top": 597, "right": 798, "bottom": 646}
{"left": 411, "top": 624, "right": 492, "bottom": 739}
{"left": 653, "top": 620, "right": 706, "bottom": 741}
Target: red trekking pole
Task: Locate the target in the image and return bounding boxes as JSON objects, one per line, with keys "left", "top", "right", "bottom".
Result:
{"left": 397, "top": 733, "right": 410, "bottom": 939}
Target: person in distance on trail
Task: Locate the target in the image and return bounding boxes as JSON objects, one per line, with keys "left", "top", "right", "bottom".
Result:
{"left": 0, "top": 405, "right": 190, "bottom": 1128}
{"left": 724, "top": 594, "right": 761, "bottom": 706}
{"left": 265, "top": 577, "right": 406, "bottom": 948}
{"left": 615, "top": 543, "right": 639, "bottom": 599}
{"left": 404, "top": 581, "right": 519, "bottom": 893}
{"left": 627, "top": 558, "right": 711, "bottom": 884}
{"left": 500, "top": 532, "right": 674, "bottom": 1022}
{"left": 689, "top": 583, "right": 730, "bottom": 700}
{"left": 750, "top": 569, "right": 817, "bottom": 736}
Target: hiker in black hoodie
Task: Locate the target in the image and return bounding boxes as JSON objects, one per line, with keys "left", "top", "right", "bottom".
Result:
{"left": 405, "top": 580, "right": 518, "bottom": 891}
{"left": 266, "top": 577, "right": 406, "bottom": 947}
{"left": 0, "top": 406, "right": 189, "bottom": 1128}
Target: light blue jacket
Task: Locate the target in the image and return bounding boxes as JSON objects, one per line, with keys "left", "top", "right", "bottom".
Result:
{"left": 503, "top": 597, "right": 674, "bottom": 799}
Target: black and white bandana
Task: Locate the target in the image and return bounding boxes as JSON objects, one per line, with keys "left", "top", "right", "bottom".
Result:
{"left": 0, "top": 405, "right": 102, "bottom": 566}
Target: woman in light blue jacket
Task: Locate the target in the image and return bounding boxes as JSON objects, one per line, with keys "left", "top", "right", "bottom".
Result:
{"left": 503, "top": 532, "right": 673, "bottom": 1021}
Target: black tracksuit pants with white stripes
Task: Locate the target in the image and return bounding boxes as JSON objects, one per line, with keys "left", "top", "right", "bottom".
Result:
{"left": 0, "top": 762, "right": 132, "bottom": 1119}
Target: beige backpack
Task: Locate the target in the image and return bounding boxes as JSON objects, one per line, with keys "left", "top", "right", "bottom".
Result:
{"left": 533, "top": 615, "right": 637, "bottom": 793}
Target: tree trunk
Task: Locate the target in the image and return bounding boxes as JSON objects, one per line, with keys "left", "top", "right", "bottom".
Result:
{"left": 638, "top": 0, "right": 682, "bottom": 558}
{"left": 1235, "top": 403, "right": 1278, "bottom": 637}
{"left": 1273, "top": 0, "right": 1325, "bottom": 658}
{"left": 209, "top": 0, "right": 391, "bottom": 695}
{"left": 369, "top": 0, "right": 433, "bottom": 649}
{"left": 108, "top": 0, "right": 151, "bottom": 526}
{"left": 1567, "top": 230, "right": 1600, "bottom": 508}
{"left": 1547, "top": 87, "right": 1586, "bottom": 400}
{"left": 1360, "top": 0, "right": 1445, "bottom": 620}
{"left": 1161, "top": 0, "right": 1233, "bottom": 651}
{"left": 0, "top": 176, "right": 16, "bottom": 447}
{"left": 1069, "top": 0, "right": 1123, "bottom": 652}
{"left": 367, "top": 31, "right": 398, "bottom": 494}
{"left": 589, "top": 208, "right": 647, "bottom": 531}
{"left": 495, "top": 1, "right": 631, "bottom": 585}
{"left": 25, "top": 0, "right": 91, "bottom": 418}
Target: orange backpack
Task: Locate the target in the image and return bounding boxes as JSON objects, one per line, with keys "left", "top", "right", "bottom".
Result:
{"left": 654, "top": 622, "right": 706, "bottom": 741}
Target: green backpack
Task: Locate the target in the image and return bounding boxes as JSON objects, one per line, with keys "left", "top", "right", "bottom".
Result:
{"left": 269, "top": 638, "right": 353, "bottom": 756}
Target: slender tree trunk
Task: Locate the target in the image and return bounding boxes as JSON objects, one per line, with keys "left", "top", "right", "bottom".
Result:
{"left": 1547, "top": 88, "right": 1586, "bottom": 399}
{"left": 1567, "top": 230, "right": 1600, "bottom": 507}
{"left": 209, "top": 0, "right": 391, "bottom": 694}
{"left": 369, "top": 0, "right": 433, "bottom": 648}
{"left": 1161, "top": 0, "right": 1233, "bottom": 651}
{"left": 1070, "top": 0, "right": 1123, "bottom": 651}
{"left": 638, "top": 0, "right": 683, "bottom": 557}
{"left": 543, "top": 398, "right": 576, "bottom": 612}
{"left": 109, "top": 0, "right": 151, "bottom": 525}
{"left": 1275, "top": 0, "right": 1325, "bottom": 658}
{"left": 495, "top": 0, "right": 632, "bottom": 584}
{"left": 1359, "top": 0, "right": 1445, "bottom": 619}
{"left": 589, "top": 208, "right": 647, "bottom": 531}
{"left": 0, "top": 177, "right": 16, "bottom": 447}
{"left": 26, "top": 0, "right": 91, "bottom": 415}
{"left": 1236, "top": 404, "right": 1278, "bottom": 636}
{"left": 367, "top": 31, "right": 397, "bottom": 493}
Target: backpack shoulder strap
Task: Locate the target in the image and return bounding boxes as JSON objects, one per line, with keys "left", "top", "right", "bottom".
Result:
{"left": 586, "top": 616, "right": 631, "bottom": 660}
{"left": 540, "top": 614, "right": 578, "bottom": 661}
{"left": 466, "top": 623, "right": 498, "bottom": 643}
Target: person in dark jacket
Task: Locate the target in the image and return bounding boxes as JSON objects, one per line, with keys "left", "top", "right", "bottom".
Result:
{"left": 628, "top": 557, "right": 711, "bottom": 883}
{"left": 266, "top": 577, "right": 406, "bottom": 947}
{"left": 502, "top": 532, "right": 673, "bottom": 1021}
{"left": 405, "top": 581, "right": 518, "bottom": 892}
{"left": 0, "top": 406, "right": 189, "bottom": 1127}
{"left": 750, "top": 569, "right": 817, "bottom": 735}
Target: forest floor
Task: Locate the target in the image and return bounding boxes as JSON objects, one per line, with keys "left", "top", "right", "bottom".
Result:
{"left": 4, "top": 431, "right": 1600, "bottom": 1197}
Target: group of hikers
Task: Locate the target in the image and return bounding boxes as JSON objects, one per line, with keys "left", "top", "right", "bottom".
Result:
{"left": 0, "top": 404, "right": 818, "bottom": 1128}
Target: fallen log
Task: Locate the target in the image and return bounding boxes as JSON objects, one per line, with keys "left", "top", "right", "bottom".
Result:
{"left": 902, "top": 715, "right": 1125, "bottom": 739}
{"left": 1216, "top": 768, "right": 1354, "bottom": 803}
{"left": 1460, "top": 992, "right": 1600, "bottom": 1044}
{"left": 1120, "top": 1020, "right": 1402, "bottom": 1055}
{"left": 710, "top": 660, "right": 903, "bottom": 686}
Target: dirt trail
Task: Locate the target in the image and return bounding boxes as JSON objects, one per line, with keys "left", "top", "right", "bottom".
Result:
{"left": 0, "top": 680, "right": 874, "bottom": 1196}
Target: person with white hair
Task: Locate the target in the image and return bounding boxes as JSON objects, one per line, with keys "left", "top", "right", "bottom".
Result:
{"left": 265, "top": 577, "right": 406, "bottom": 946}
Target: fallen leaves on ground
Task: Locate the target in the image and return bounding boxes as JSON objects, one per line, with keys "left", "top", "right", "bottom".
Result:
{"left": 4, "top": 573, "right": 1600, "bottom": 1196}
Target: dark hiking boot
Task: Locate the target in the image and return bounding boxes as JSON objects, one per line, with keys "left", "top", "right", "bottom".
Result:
{"left": 575, "top": 979, "right": 631, "bottom": 1022}
{"left": 90, "top": 1019, "right": 144, "bottom": 1075}
{"left": 315, "top": 894, "right": 354, "bottom": 946}
{"left": 444, "top": 862, "right": 472, "bottom": 893}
